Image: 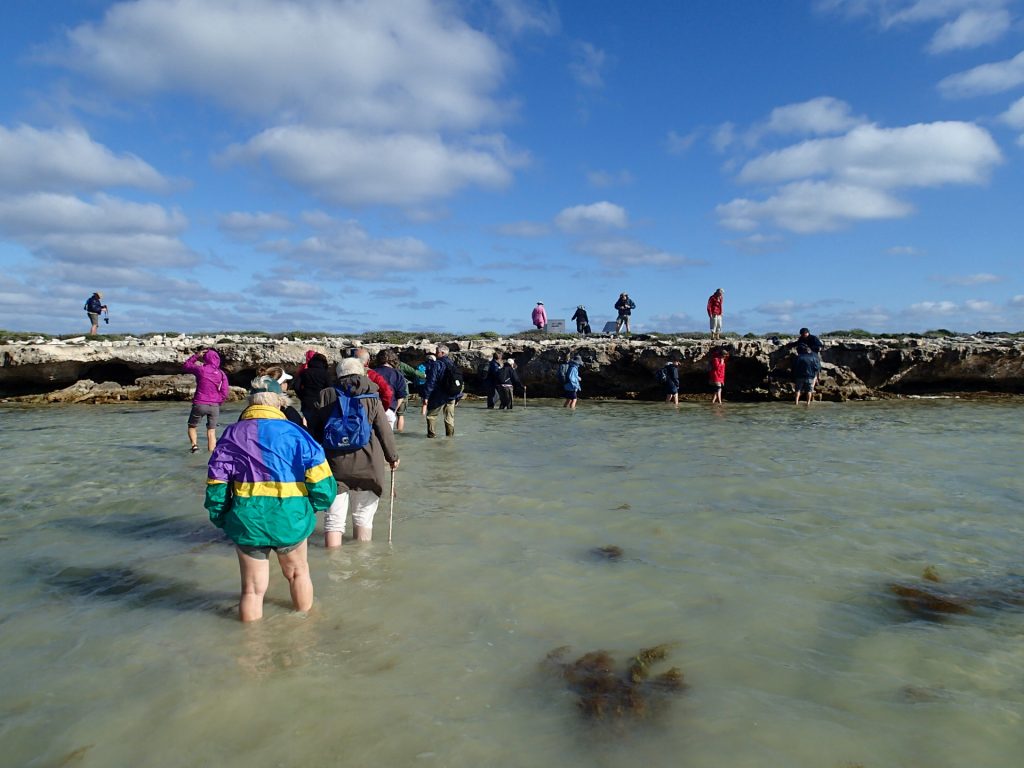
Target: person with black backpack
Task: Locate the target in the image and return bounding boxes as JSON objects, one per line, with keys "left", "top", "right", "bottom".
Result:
{"left": 420, "top": 344, "right": 463, "bottom": 438}
{"left": 310, "top": 357, "right": 399, "bottom": 546}
{"left": 658, "top": 360, "right": 681, "bottom": 405}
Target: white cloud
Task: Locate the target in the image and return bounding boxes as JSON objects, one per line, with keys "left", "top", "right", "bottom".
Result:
{"left": 725, "top": 233, "right": 785, "bottom": 253}
{"left": 887, "top": 245, "right": 923, "bottom": 255}
{"left": 939, "top": 49, "right": 1024, "bottom": 97}
{"left": 268, "top": 218, "right": 442, "bottom": 278}
{"left": 999, "top": 95, "right": 1024, "bottom": 128}
{"left": 964, "top": 298, "right": 998, "bottom": 311}
{"left": 908, "top": 300, "right": 958, "bottom": 314}
{"left": 223, "top": 126, "right": 523, "bottom": 206}
{"left": 0, "top": 124, "right": 167, "bottom": 193}
{"left": 760, "top": 97, "right": 866, "bottom": 137}
{"left": 932, "top": 272, "right": 1004, "bottom": 285}
{"left": 586, "top": 169, "right": 635, "bottom": 187}
{"left": 738, "top": 122, "right": 1001, "bottom": 188}
{"left": 0, "top": 192, "right": 185, "bottom": 237}
{"left": 496, "top": 221, "right": 550, "bottom": 237}
{"left": 494, "top": 0, "right": 560, "bottom": 36}
{"left": 666, "top": 130, "right": 699, "bottom": 155}
{"left": 711, "top": 122, "right": 737, "bottom": 152}
{"left": 555, "top": 202, "right": 628, "bottom": 232}
{"left": 218, "top": 211, "right": 292, "bottom": 237}
{"left": 569, "top": 41, "right": 607, "bottom": 90}
{"left": 572, "top": 237, "right": 704, "bottom": 267}
{"left": 717, "top": 181, "right": 913, "bottom": 233}
{"left": 56, "top": 0, "right": 504, "bottom": 131}
{"left": 929, "top": 8, "right": 1011, "bottom": 52}
{"left": 1011, "top": 294, "right": 1024, "bottom": 305}
{"left": 719, "top": 121, "right": 1001, "bottom": 232}
{"left": 250, "top": 278, "right": 327, "bottom": 304}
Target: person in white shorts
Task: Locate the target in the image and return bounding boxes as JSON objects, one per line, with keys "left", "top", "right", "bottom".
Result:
{"left": 707, "top": 288, "right": 724, "bottom": 340}
{"left": 310, "top": 357, "right": 399, "bottom": 546}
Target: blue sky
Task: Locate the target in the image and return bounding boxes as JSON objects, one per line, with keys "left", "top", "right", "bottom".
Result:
{"left": 0, "top": 0, "right": 1022, "bottom": 335}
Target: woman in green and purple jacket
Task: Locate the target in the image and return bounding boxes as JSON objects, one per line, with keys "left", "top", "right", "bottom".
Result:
{"left": 205, "top": 391, "right": 337, "bottom": 621}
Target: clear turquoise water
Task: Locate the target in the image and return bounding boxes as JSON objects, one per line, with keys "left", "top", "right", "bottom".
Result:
{"left": 1, "top": 399, "right": 1023, "bottom": 767}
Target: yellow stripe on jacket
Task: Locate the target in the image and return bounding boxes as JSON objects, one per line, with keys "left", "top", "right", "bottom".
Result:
{"left": 305, "top": 460, "right": 332, "bottom": 485}
{"left": 232, "top": 481, "right": 309, "bottom": 498}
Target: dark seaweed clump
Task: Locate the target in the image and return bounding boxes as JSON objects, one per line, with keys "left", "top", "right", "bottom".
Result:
{"left": 590, "top": 545, "right": 623, "bottom": 561}
{"left": 887, "top": 566, "right": 1024, "bottom": 621}
{"left": 545, "top": 644, "right": 686, "bottom": 720}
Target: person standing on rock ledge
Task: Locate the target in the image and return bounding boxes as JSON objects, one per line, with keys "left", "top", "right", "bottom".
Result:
{"left": 532, "top": 302, "right": 548, "bottom": 330}
{"left": 707, "top": 289, "right": 724, "bottom": 340}
{"left": 83, "top": 292, "right": 107, "bottom": 335}
{"left": 614, "top": 293, "right": 636, "bottom": 335}
{"left": 183, "top": 349, "right": 230, "bottom": 453}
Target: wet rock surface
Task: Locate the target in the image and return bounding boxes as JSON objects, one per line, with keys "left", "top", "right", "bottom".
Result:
{"left": 2, "top": 333, "right": 1023, "bottom": 401}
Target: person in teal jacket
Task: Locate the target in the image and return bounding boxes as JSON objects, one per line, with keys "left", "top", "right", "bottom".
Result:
{"left": 205, "top": 391, "right": 337, "bottom": 621}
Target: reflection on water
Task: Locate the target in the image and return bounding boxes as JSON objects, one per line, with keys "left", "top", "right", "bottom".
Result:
{"left": 1, "top": 399, "right": 1024, "bottom": 767}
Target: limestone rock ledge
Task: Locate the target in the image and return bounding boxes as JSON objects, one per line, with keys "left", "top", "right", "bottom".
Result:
{"left": 2, "top": 333, "right": 1022, "bottom": 402}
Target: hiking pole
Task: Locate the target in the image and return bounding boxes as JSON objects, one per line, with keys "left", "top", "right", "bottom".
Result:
{"left": 523, "top": 385, "right": 527, "bottom": 406}
{"left": 388, "top": 466, "right": 396, "bottom": 544}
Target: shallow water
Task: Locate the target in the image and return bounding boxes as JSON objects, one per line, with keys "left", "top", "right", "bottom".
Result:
{"left": 1, "top": 398, "right": 1023, "bottom": 768}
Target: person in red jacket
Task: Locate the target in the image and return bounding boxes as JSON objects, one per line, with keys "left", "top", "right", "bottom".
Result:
{"left": 708, "top": 346, "right": 729, "bottom": 405}
{"left": 707, "top": 288, "right": 724, "bottom": 340}
{"left": 355, "top": 348, "right": 394, "bottom": 424}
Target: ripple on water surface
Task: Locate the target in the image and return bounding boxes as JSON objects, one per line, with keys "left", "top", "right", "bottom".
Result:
{"left": 1, "top": 399, "right": 1023, "bottom": 767}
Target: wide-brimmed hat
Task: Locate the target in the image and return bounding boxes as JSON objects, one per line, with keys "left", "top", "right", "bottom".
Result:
{"left": 337, "top": 357, "right": 364, "bottom": 377}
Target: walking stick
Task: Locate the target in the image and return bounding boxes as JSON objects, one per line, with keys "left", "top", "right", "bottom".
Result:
{"left": 388, "top": 466, "right": 396, "bottom": 544}
{"left": 523, "top": 384, "right": 527, "bottom": 406}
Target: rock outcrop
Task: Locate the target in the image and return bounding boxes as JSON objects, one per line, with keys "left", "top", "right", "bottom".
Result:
{"left": 2, "top": 333, "right": 1022, "bottom": 402}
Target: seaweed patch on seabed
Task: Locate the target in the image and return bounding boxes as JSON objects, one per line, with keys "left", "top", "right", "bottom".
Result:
{"left": 887, "top": 566, "right": 1024, "bottom": 622}
{"left": 589, "top": 545, "right": 624, "bottom": 561}
{"left": 543, "top": 644, "right": 687, "bottom": 721}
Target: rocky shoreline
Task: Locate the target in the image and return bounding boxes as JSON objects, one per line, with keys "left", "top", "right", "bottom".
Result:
{"left": 2, "top": 333, "right": 1023, "bottom": 404}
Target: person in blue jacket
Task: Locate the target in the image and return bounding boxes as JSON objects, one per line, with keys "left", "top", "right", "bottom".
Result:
{"left": 563, "top": 355, "right": 583, "bottom": 410}
{"left": 84, "top": 292, "right": 107, "bottom": 335}
{"left": 420, "top": 345, "right": 462, "bottom": 437}
{"left": 792, "top": 344, "right": 821, "bottom": 406}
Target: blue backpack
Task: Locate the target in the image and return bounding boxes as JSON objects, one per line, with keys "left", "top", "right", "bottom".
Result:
{"left": 557, "top": 361, "right": 570, "bottom": 384}
{"left": 323, "top": 388, "right": 378, "bottom": 452}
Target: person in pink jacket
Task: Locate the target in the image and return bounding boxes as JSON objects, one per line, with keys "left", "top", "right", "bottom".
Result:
{"left": 532, "top": 301, "right": 547, "bottom": 330}
{"left": 183, "top": 349, "right": 230, "bottom": 453}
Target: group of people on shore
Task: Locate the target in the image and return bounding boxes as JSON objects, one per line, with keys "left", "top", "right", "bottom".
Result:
{"left": 531, "top": 288, "right": 725, "bottom": 339}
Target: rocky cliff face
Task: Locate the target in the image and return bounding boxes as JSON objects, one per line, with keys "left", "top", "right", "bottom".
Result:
{"left": 2, "top": 333, "right": 1022, "bottom": 403}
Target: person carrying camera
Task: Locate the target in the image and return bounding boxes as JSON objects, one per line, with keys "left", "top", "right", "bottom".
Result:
{"left": 84, "top": 292, "right": 108, "bottom": 335}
